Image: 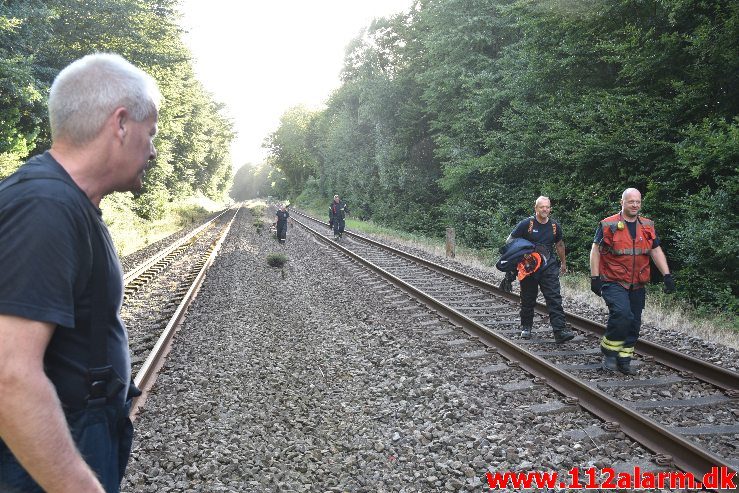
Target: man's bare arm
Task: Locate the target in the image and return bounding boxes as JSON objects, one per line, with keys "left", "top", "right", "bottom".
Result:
{"left": 649, "top": 246, "right": 670, "bottom": 275}
{"left": 0, "top": 314, "right": 104, "bottom": 493}
{"left": 555, "top": 240, "right": 567, "bottom": 274}
{"left": 589, "top": 243, "right": 601, "bottom": 276}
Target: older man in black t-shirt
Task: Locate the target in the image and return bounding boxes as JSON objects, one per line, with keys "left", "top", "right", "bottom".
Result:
{"left": 506, "top": 196, "right": 574, "bottom": 343}
{"left": 0, "top": 54, "right": 160, "bottom": 493}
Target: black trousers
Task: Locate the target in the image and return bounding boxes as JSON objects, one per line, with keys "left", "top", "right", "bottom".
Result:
{"left": 519, "top": 263, "right": 566, "bottom": 330}
{"left": 276, "top": 223, "right": 287, "bottom": 241}
{"left": 332, "top": 218, "right": 345, "bottom": 236}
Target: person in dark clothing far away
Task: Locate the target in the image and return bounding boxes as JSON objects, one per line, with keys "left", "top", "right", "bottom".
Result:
{"left": 0, "top": 53, "right": 160, "bottom": 493}
{"left": 274, "top": 204, "right": 289, "bottom": 243}
{"left": 505, "top": 196, "right": 575, "bottom": 343}
{"left": 590, "top": 187, "right": 674, "bottom": 375}
{"left": 328, "top": 194, "right": 349, "bottom": 239}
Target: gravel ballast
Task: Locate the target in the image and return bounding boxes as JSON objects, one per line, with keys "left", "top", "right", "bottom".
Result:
{"left": 121, "top": 209, "right": 718, "bottom": 492}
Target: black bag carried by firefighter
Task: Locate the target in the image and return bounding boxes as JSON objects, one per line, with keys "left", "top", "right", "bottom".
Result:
{"left": 495, "top": 238, "right": 549, "bottom": 291}
{"left": 496, "top": 238, "right": 535, "bottom": 272}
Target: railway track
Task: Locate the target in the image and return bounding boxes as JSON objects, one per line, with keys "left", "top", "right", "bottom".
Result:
{"left": 290, "top": 208, "right": 738, "bottom": 490}
{"left": 120, "top": 207, "right": 239, "bottom": 416}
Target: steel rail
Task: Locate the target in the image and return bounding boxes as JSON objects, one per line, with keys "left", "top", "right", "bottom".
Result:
{"left": 291, "top": 209, "right": 739, "bottom": 392}
{"left": 123, "top": 208, "right": 231, "bottom": 285}
{"left": 131, "top": 208, "right": 239, "bottom": 418}
{"left": 293, "top": 212, "right": 737, "bottom": 491}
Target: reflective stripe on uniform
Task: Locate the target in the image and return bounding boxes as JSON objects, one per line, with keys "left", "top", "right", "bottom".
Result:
{"left": 606, "top": 247, "right": 651, "bottom": 255}
{"left": 600, "top": 336, "right": 623, "bottom": 352}
{"left": 617, "top": 346, "right": 635, "bottom": 359}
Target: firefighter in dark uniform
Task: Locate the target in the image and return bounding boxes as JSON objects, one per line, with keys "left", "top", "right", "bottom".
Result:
{"left": 328, "top": 194, "right": 349, "bottom": 239}
{"left": 274, "top": 204, "right": 289, "bottom": 244}
{"left": 590, "top": 187, "right": 675, "bottom": 375}
{"left": 506, "top": 196, "right": 575, "bottom": 343}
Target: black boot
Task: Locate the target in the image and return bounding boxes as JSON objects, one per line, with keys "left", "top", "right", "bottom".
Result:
{"left": 617, "top": 358, "right": 636, "bottom": 375}
{"left": 601, "top": 355, "right": 618, "bottom": 372}
{"left": 553, "top": 328, "right": 574, "bottom": 343}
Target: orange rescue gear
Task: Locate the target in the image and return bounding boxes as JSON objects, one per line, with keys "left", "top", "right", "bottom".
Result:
{"left": 516, "top": 252, "right": 542, "bottom": 281}
{"left": 598, "top": 212, "right": 656, "bottom": 289}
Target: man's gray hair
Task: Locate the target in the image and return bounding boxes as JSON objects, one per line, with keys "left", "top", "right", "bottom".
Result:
{"left": 535, "top": 195, "right": 550, "bottom": 207}
{"left": 49, "top": 53, "right": 161, "bottom": 145}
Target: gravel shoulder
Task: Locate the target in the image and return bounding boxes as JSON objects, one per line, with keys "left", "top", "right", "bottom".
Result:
{"left": 121, "top": 209, "right": 684, "bottom": 492}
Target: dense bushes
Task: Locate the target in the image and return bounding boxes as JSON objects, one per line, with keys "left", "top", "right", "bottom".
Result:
{"left": 265, "top": 0, "right": 739, "bottom": 313}
{"left": 1, "top": 0, "right": 234, "bottom": 219}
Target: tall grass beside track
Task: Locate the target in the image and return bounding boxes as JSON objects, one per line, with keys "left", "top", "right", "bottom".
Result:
{"left": 103, "top": 192, "right": 228, "bottom": 256}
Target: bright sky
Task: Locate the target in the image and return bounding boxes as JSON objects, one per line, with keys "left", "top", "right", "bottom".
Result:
{"left": 178, "top": 0, "right": 413, "bottom": 170}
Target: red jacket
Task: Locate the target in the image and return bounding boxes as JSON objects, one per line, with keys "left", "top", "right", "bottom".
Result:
{"left": 599, "top": 213, "right": 656, "bottom": 288}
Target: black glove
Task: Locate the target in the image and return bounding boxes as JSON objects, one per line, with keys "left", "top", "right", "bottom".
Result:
{"left": 663, "top": 273, "right": 675, "bottom": 294}
{"left": 590, "top": 276, "right": 602, "bottom": 297}
{"left": 499, "top": 271, "right": 515, "bottom": 293}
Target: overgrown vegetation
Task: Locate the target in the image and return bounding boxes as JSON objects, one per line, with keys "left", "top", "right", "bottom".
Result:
{"left": 242, "top": 202, "right": 267, "bottom": 234}
{"left": 103, "top": 193, "right": 223, "bottom": 256}
{"left": 264, "top": 0, "right": 738, "bottom": 316}
{"left": 1, "top": 0, "right": 234, "bottom": 221}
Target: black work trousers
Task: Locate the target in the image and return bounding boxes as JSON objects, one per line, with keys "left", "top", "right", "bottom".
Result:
{"left": 519, "top": 263, "right": 566, "bottom": 330}
{"left": 276, "top": 222, "right": 287, "bottom": 242}
{"left": 332, "top": 217, "right": 345, "bottom": 236}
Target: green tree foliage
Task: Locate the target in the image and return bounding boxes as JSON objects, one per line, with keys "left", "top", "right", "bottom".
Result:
{"left": 264, "top": 106, "right": 318, "bottom": 199}
{"left": 230, "top": 162, "right": 273, "bottom": 201}
{"left": 0, "top": 0, "right": 234, "bottom": 218}
{"left": 671, "top": 118, "right": 738, "bottom": 310}
{"left": 268, "top": 0, "right": 737, "bottom": 311}
{"left": 0, "top": 1, "right": 48, "bottom": 175}
{"left": 308, "top": 12, "right": 444, "bottom": 232}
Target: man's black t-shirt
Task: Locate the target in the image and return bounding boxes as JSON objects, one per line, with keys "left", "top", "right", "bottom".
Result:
{"left": 0, "top": 152, "right": 130, "bottom": 409}
{"left": 510, "top": 216, "right": 562, "bottom": 259}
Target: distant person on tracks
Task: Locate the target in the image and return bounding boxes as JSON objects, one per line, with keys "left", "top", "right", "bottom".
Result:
{"left": 504, "top": 196, "right": 574, "bottom": 343}
{"left": 274, "top": 203, "right": 289, "bottom": 244}
{"left": 590, "top": 187, "right": 675, "bottom": 375}
{"left": 328, "top": 194, "right": 349, "bottom": 240}
{"left": 0, "top": 53, "right": 160, "bottom": 493}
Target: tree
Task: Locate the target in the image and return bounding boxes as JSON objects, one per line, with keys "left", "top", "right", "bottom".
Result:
{"left": 0, "top": 1, "right": 50, "bottom": 176}
{"left": 264, "top": 106, "right": 318, "bottom": 199}
{"left": 0, "top": 0, "right": 236, "bottom": 218}
{"left": 230, "top": 162, "right": 273, "bottom": 201}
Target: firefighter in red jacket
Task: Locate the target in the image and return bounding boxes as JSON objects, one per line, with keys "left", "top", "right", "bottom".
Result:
{"left": 590, "top": 188, "right": 675, "bottom": 375}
